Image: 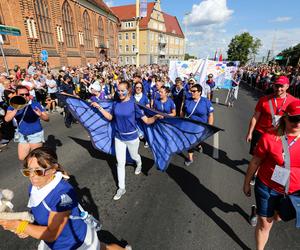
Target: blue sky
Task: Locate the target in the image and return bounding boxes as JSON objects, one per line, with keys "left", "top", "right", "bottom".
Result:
{"left": 106, "top": 0, "right": 300, "bottom": 60}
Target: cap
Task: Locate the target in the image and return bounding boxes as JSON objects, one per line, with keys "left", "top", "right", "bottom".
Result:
{"left": 285, "top": 100, "right": 300, "bottom": 116}
{"left": 274, "top": 76, "right": 289, "bottom": 85}
{"left": 88, "top": 82, "right": 101, "bottom": 93}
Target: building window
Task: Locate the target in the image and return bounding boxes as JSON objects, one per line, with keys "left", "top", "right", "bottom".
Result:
{"left": 132, "top": 32, "right": 135, "bottom": 39}
{"left": 119, "top": 45, "right": 122, "bottom": 53}
{"left": 126, "top": 45, "right": 129, "bottom": 52}
{"left": 125, "top": 33, "right": 129, "bottom": 40}
{"left": 62, "top": 1, "right": 76, "bottom": 48}
{"left": 132, "top": 45, "right": 135, "bottom": 52}
{"left": 83, "top": 11, "right": 92, "bottom": 49}
{"left": 34, "top": 0, "right": 54, "bottom": 46}
{"left": 118, "top": 33, "right": 122, "bottom": 40}
{"left": 126, "top": 56, "right": 129, "bottom": 64}
{"left": 132, "top": 56, "right": 136, "bottom": 64}
{"left": 98, "top": 17, "right": 104, "bottom": 46}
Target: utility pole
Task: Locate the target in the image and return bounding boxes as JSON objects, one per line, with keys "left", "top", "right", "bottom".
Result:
{"left": 136, "top": 0, "right": 140, "bottom": 67}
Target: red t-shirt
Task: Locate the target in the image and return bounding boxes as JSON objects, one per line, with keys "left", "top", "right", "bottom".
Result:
{"left": 255, "top": 131, "right": 300, "bottom": 194}
{"left": 254, "top": 94, "right": 298, "bottom": 133}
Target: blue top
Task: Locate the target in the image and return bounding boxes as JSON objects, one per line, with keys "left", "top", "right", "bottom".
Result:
{"left": 135, "top": 94, "right": 149, "bottom": 106}
{"left": 29, "top": 180, "right": 87, "bottom": 250}
{"left": 8, "top": 101, "right": 44, "bottom": 135}
{"left": 184, "top": 97, "right": 214, "bottom": 123}
{"left": 151, "top": 86, "right": 160, "bottom": 101}
{"left": 113, "top": 98, "right": 145, "bottom": 141}
{"left": 142, "top": 79, "right": 151, "bottom": 95}
{"left": 153, "top": 97, "right": 176, "bottom": 114}
{"left": 60, "top": 83, "right": 74, "bottom": 95}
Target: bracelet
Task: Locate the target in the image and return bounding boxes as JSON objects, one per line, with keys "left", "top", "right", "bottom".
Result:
{"left": 98, "top": 106, "right": 104, "bottom": 111}
{"left": 16, "top": 221, "right": 29, "bottom": 234}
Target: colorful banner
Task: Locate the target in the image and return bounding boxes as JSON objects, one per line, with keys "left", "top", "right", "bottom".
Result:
{"left": 140, "top": 0, "right": 148, "bottom": 18}
{"left": 169, "top": 60, "right": 239, "bottom": 90}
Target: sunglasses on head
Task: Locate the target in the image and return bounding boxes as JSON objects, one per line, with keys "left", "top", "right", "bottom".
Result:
{"left": 21, "top": 165, "right": 52, "bottom": 177}
{"left": 287, "top": 115, "right": 300, "bottom": 123}
{"left": 19, "top": 93, "right": 30, "bottom": 97}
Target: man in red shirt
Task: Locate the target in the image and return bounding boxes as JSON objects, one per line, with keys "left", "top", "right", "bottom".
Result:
{"left": 246, "top": 76, "right": 298, "bottom": 154}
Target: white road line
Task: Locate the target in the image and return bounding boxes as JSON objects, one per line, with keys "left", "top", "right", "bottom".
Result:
{"left": 215, "top": 97, "right": 219, "bottom": 104}
{"left": 213, "top": 132, "right": 219, "bottom": 159}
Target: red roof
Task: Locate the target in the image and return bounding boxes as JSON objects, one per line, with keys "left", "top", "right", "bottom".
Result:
{"left": 111, "top": 2, "right": 184, "bottom": 38}
{"left": 111, "top": 2, "right": 155, "bottom": 29}
{"left": 162, "top": 12, "right": 184, "bottom": 38}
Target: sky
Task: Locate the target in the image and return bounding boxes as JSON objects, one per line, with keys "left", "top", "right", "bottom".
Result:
{"left": 105, "top": 0, "right": 300, "bottom": 60}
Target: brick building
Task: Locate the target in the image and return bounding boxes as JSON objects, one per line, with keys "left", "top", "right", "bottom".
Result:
{"left": 0, "top": 0, "right": 119, "bottom": 69}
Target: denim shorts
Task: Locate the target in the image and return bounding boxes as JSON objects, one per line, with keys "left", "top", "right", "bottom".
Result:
{"left": 19, "top": 130, "right": 45, "bottom": 144}
{"left": 254, "top": 178, "right": 284, "bottom": 217}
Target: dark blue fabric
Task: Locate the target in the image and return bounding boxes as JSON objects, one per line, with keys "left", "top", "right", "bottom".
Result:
{"left": 65, "top": 96, "right": 221, "bottom": 171}
{"left": 153, "top": 97, "right": 175, "bottom": 114}
{"left": 7, "top": 101, "right": 44, "bottom": 135}
{"left": 289, "top": 194, "right": 300, "bottom": 228}
{"left": 184, "top": 97, "right": 214, "bottom": 123}
{"left": 136, "top": 94, "right": 149, "bottom": 106}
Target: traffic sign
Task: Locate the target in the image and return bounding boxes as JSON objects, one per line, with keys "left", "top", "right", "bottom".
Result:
{"left": 40, "top": 50, "right": 48, "bottom": 62}
{"left": 0, "top": 25, "right": 21, "bottom": 36}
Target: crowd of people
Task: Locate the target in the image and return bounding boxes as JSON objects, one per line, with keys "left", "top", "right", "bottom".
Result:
{"left": 1, "top": 58, "right": 300, "bottom": 249}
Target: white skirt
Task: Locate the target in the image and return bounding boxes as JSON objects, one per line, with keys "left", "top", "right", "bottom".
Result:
{"left": 38, "top": 224, "right": 101, "bottom": 250}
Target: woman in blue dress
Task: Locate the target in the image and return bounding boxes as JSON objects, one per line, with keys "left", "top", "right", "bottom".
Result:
{"left": 134, "top": 82, "right": 150, "bottom": 108}
{"left": 182, "top": 84, "right": 214, "bottom": 166}
{"left": 91, "top": 81, "right": 160, "bottom": 200}
{"left": 153, "top": 86, "right": 176, "bottom": 116}
{"left": 0, "top": 147, "right": 131, "bottom": 250}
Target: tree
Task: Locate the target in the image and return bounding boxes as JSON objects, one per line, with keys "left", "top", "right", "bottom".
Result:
{"left": 277, "top": 43, "right": 300, "bottom": 66}
{"left": 184, "top": 53, "right": 197, "bottom": 60}
{"left": 227, "top": 32, "right": 262, "bottom": 65}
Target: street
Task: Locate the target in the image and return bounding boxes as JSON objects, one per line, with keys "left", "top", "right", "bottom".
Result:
{"left": 0, "top": 83, "right": 299, "bottom": 250}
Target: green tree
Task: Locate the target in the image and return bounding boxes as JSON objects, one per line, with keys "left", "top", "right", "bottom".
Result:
{"left": 277, "top": 43, "right": 300, "bottom": 66}
{"left": 184, "top": 53, "right": 197, "bottom": 60}
{"left": 227, "top": 32, "right": 262, "bottom": 65}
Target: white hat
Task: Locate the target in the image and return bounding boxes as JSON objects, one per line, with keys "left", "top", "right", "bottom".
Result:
{"left": 88, "top": 82, "right": 101, "bottom": 93}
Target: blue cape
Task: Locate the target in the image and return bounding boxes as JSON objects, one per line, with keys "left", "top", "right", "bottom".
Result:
{"left": 64, "top": 95, "right": 222, "bottom": 171}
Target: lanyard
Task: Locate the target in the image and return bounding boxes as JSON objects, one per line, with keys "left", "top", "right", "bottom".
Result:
{"left": 186, "top": 98, "right": 201, "bottom": 119}
{"left": 274, "top": 95, "right": 287, "bottom": 114}
{"left": 285, "top": 134, "right": 300, "bottom": 148}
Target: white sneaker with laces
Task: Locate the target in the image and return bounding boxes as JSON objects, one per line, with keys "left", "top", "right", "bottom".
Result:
{"left": 113, "top": 188, "right": 126, "bottom": 200}
{"left": 135, "top": 165, "right": 142, "bottom": 175}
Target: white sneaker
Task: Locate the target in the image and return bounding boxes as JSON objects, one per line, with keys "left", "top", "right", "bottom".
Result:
{"left": 113, "top": 188, "right": 126, "bottom": 200}
{"left": 0, "top": 139, "right": 9, "bottom": 144}
{"left": 125, "top": 245, "right": 132, "bottom": 250}
{"left": 135, "top": 165, "right": 142, "bottom": 175}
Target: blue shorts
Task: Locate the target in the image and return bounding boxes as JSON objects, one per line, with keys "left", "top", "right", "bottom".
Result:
{"left": 19, "top": 130, "right": 45, "bottom": 144}
{"left": 254, "top": 178, "right": 284, "bottom": 217}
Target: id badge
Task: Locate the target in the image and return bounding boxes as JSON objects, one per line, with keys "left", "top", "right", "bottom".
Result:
{"left": 273, "top": 115, "right": 281, "bottom": 126}
{"left": 271, "top": 165, "right": 290, "bottom": 186}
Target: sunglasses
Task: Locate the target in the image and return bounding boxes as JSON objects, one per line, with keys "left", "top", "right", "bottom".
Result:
{"left": 135, "top": 87, "right": 142, "bottom": 89}
{"left": 19, "top": 93, "right": 30, "bottom": 97}
{"left": 274, "top": 84, "right": 284, "bottom": 88}
{"left": 21, "top": 166, "right": 52, "bottom": 177}
{"left": 288, "top": 115, "right": 300, "bottom": 123}
{"left": 191, "top": 90, "right": 198, "bottom": 93}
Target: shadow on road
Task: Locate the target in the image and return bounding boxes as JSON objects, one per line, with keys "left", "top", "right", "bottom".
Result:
{"left": 68, "top": 175, "right": 100, "bottom": 220}
{"left": 98, "top": 230, "right": 130, "bottom": 248}
{"left": 69, "top": 136, "right": 118, "bottom": 186}
{"left": 202, "top": 142, "right": 249, "bottom": 176}
{"left": 167, "top": 164, "right": 250, "bottom": 250}
{"left": 44, "top": 134, "right": 62, "bottom": 153}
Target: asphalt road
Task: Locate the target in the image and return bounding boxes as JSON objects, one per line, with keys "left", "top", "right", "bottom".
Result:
{"left": 0, "top": 83, "right": 299, "bottom": 250}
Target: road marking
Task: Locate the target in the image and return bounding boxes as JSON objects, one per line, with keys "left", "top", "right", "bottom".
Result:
{"left": 213, "top": 132, "right": 219, "bottom": 159}
{"left": 215, "top": 97, "right": 219, "bottom": 104}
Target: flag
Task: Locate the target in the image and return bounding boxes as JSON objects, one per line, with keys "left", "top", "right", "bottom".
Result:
{"left": 219, "top": 54, "right": 223, "bottom": 62}
{"left": 213, "top": 50, "right": 218, "bottom": 61}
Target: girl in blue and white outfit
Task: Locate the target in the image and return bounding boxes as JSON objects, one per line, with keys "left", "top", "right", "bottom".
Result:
{"left": 133, "top": 82, "right": 150, "bottom": 108}
{"left": 153, "top": 86, "right": 176, "bottom": 116}
{"left": 91, "top": 81, "right": 160, "bottom": 200}
{"left": 0, "top": 147, "right": 131, "bottom": 250}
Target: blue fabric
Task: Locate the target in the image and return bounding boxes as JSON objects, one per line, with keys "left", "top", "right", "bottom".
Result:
{"left": 153, "top": 97, "right": 176, "bottom": 114}
{"left": 65, "top": 96, "right": 221, "bottom": 171}
{"left": 112, "top": 99, "right": 144, "bottom": 141}
{"left": 289, "top": 194, "right": 300, "bottom": 228}
{"left": 136, "top": 94, "right": 149, "bottom": 106}
{"left": 151, "top": 86, "right": 160, "bottom": 101}
{"left": 8, "top": 101, "right": 44, "bottom": 135}
{"left": 60, "top": 83, "right": 74, "bottom": 95}
{"left": 142, "top": 79, "right": 151, "bottom": 95}
{"left": 184, "top": 97, "right": 214, "bottom": 123}
{"left": 29, "top": 180, "right": 87, "bottom": 250}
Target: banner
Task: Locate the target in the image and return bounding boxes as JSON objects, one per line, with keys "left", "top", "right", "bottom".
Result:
{"left": 169, "top": 59, "right": 239, "bottom": 90}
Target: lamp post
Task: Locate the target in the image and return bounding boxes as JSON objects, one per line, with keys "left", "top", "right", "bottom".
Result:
{"left": 136, "top": 0, "right": 140, "bottom": 67}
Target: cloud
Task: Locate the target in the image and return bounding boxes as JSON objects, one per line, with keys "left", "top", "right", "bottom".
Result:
{"left": 104, "top": 0, "right": 114, "bottom": 7}
{"left": 270, "top": 16, "right": 292, "bottom": 23}
{"left": 183, "top": 0, "right": 234, "bottom": 27}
